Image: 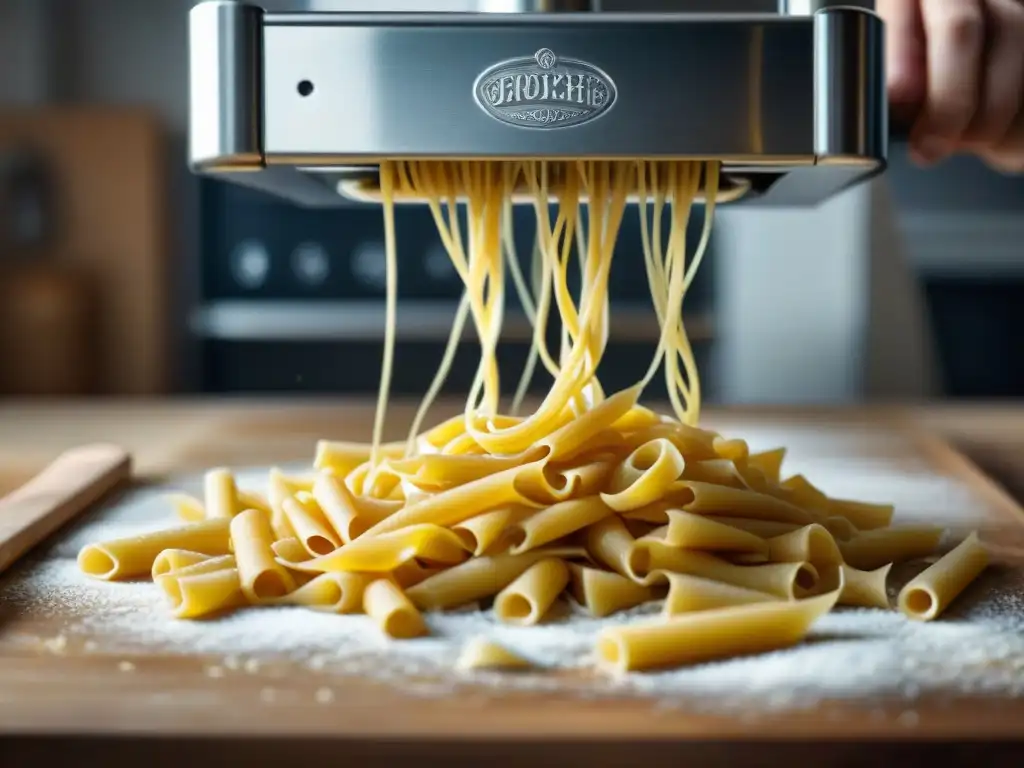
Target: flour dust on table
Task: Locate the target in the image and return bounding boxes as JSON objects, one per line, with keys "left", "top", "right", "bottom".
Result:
{"left": 2, "top": 440, "right": 1022, "bottom": 717}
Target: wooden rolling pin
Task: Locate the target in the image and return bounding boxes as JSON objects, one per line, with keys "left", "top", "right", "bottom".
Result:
{"left": 0, "top": 444, "right": 130, "bottom": 576}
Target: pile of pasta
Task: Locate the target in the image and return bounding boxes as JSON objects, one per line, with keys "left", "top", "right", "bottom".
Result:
{"left": 77, "top": 159, "right": 989, "bottom": 673}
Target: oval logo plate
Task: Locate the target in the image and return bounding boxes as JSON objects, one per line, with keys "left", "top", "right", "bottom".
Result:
{"left": 473, "top": 48, "right": 617, "bottom": 130}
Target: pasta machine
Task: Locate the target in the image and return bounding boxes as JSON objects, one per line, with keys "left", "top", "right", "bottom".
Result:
{"left": 188, "top": 0, "right": 886, "bottom": 207}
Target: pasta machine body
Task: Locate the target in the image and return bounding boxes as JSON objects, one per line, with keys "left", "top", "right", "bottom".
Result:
{"left": 189, "top": 0, "right": 887, "bottom": 207}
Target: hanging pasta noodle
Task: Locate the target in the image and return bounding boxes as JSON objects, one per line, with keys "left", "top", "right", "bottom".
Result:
{"left": 78, "top": 158, "right": 988, "bottom": 671}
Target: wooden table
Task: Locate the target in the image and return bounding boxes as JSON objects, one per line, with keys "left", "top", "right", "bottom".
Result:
{"left": 2, "top": 399, "right": 1024, "bottom": 766}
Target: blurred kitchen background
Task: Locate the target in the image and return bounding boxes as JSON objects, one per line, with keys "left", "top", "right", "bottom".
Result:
{"left": 0, "top": 0, "right": 1021, "bottom": 404}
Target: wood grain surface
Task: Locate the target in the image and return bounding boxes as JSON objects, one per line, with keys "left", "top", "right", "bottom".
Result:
{"left": 1, "top": 403, "right": 1024, "bottom": 764}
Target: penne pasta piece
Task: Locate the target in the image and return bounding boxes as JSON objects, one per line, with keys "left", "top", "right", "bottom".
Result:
{"left": 230, "top": 508, "right": 296, "bottom": 601}
{"left": 597, "top": 589, "right": 839, "bottom": 673}
{"left": 363, "top": 579, "right": 427, "bottom": 639}
{"left": 168, "top": 493, "right": 205, "bottom": 522}
{"left": 747, "top": 447, "right": 786, "bottom": 484}
{"left": 405, "top": 547, "right": 585, "bottom": 611}
{"left": 204, "top": 468, "right": 239, "bottom": 519}
{"left": 898, "top": 531, "right": 988, "bottom": 621}
{"left": 779, "top": 474, "right": 830, "bottom": 513}
{"left": 238, "top": 490, "right": 272, "bottom": 517}
{"left": 568, "top": 563, "right": 655, "bottom": 618}
{"left": 78, "top": 519, "right": 232, "bottom": 581}
{"left": 314, "top": 439, "right": 405, "bottom": 477}
{"left": 662, "top": 573, "right": 777, "bottom": 616}
{"left": 662, "top": 481, "right": 813, "bottom": 525}
{"left": 494, "top": 559, "right": 570, "bottom": 625}
{"left": 626, "top": 539, "right": 818, "bottom": 599}
{"left": 154, "top": 554, "right": 236, "bottom": 582}
{"left": 679, "top": 459, "right": 747, "bottom": 489}
{"left": 601, "top": 439, "right": 686, "bottom": 513}
{"left": 359, "top": 461, "right": 547, "bottom": 537}
{"left": 312, "top": 471, "right": 400, "bottom": 544}
{"left": 390, "top": 559, "right": 443, "bottom": 589}
{"left": 707, "top": 516, "right": 801, "bottom": 540}
{"left": 156, "top": 558, "right": 243, "bottom": 619}
{"left": 282, "top": 496, "right": 340, "bottom": 557}
{"left": 270, "top": 537, "right": 308, "bottom": 565}
{"left": 826, "top": 497, "right": 894, "bottom": 531}
{"left": 659, "top": 509, "right": 769, "bottom": 555}
{"left": 456, "top": 637, "right": 533, "bottom": 671}
{"left": 507, "top": 496, "right": 612, "bottom": 554}
{"left": 837, "top": 563, "right": 891, "bottom": 609}
{"left": 582, "top": 515, "right": 636, "bottom": 578}
{"left": 766, "top": 524, "right": 842, "bottom": 566}
{"left": 822, "top": 515, "right": 859, "bottom": 541}
{"left": 839, "top": 525, "right": 945, "bottom": 571}
{"left": 452, "top": 505, "right": 534, "bottom": 556}
{"left": 267, "top": 468, "right": 299, "bottom": 541}
{"left": 285, "top": 524, "right": 469, "bottom": 574}
{"left": 270, "top": 572, "right": 370, "bottom": 613}
{"left": 150, "top": 549, "right": 214, "bottom": 579}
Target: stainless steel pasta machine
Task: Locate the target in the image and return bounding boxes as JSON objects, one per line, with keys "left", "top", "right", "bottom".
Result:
{"left": 188, "top": 0, "right": 886, "bottom": 207}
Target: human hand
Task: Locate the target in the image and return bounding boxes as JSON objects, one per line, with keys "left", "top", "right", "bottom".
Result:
{"left": 877, "top": 0, "right": 1024, "bottom": 172}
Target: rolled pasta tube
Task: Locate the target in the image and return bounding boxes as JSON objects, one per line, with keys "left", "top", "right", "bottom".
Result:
{"left": 359, "top": 461, "right": 547, "bottom": 537}
{"left": 312, "top": 472, "right": 399, "bottom": 544}
{"left": 706, "top": 516, "right": 801, "bottom": 540}
{"left": 363, "top": 579, "right": 427, "bottom": 639}
{"left": 568, "top": 563, "right": 655, "bottom": 618}
{"left": 267, "top": 468, "right": 298, "bottom": 541}
{"left": 746, "top": 447, "right": 786, "bottom": 484}
{"left": 712, "top": 436, "right": 748, "bottom": 463}
{"left": 779, "top": 474, "right": 829, "bottom": 512}
{"left": 663, "top": 573, "right": 777, "bottom": 616}
{"left": 582, "top": 515, "right": 636, "bottom": 578}
{"left": 269, "top": 572, "right": 370, "bottom": 613}
{"left": 282, "top": 496, "right": 339, "bottom": 557}
{"left": 533, "top": 385, "right": 641, "bottom": 461}
{"left": 618, "top": 423, "right": 719, "bottom": 462}
{"left": 154, "top": 554, "right": 236, "bottom": 582}
{"left": 626, "top": 541, "right": 818, "bottom": 599}
{"left": 238, "top": 491, "right": 272, "bottom": 517}
{"left": 456, "top": 638, "right": 533, "bottom": 671}
{"left": 494, "top": 559, "right": 570, "bottom": 626}
{"left": 508, "top": 496, "right": 612, "bottom": 554}
{"left": 839, "top": 525, "right": 944, "bottom": 571}
{"left": 611, "top": 405, "right": 661, "bottom": 432}
{"left": 167, "top": 493, "right": 205, "bottom": 522}
{"left": 406, "top": 547, "right": 586, "bottom": 611}
{"left": 204, "top": 468, "right": 239, "bottom": 519}
{"left": 230, "top": 508, "right": 296, "bottom": 601}
{"left": 822, "top": 516, "right": 858, "bottom": 541}
{"left": 388, "top": 450, "right": 541, "bottom": 491}
{"left": 601, "top": 439, "right": 686, "bottom": 513}
{"left": 597, "top": 589, "right": 839, "bottom": 673}
{"left": 660, "top": 509, "right": 769, "bottom": 555}
{"left": 679, "top": 459, "right": 747, "bottom": 489}
{"left": 391, "top": 559, "right": 443, "bottom": 589}
{"left": 452, "top": 505, "right": 534, "bottom": 556}
{"left": 151, "top": 549, "right": 214, "bottom": 579}
{"left": 285, "top": 524, "right": 468, "bottom": 574}
{"left": 838, "top": 563, "right": 892, "bottom": 609}
{"left": 270, "top": 537, "right": 308, "bottom": 565}
{"left": 158, "top": 565, "right": 244, "bottom": 619}
{"left": 314, "top": 439, "right": 405, "bottom": 477}
{"left": 898, "top": 531, "right": 988, "bottom": 621}
{"left": 663, "top": 481, "right": 813, "bottom": 525}
{"left": 767, "top": 524, "right": 842, "bottom": 566}
{"left": 826, "top": 498, "right": 894, "bottom": 531}
{"left": 78, "top": 518, "right": 232, "bottom": 580}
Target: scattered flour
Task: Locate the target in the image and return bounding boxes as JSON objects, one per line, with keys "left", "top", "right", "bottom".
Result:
{"left": 2, "top": 436, "right": 1023, "bottom": 717}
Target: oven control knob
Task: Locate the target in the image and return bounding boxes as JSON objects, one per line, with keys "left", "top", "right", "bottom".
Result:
{"left": 292, "top": 242, "right": 330, "bottom": 286}
{"left": 351, "top": 241, "right": 387, "bottom": 291}
{"left": 230, "top": 239, "right": 270, "bottom": 289}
